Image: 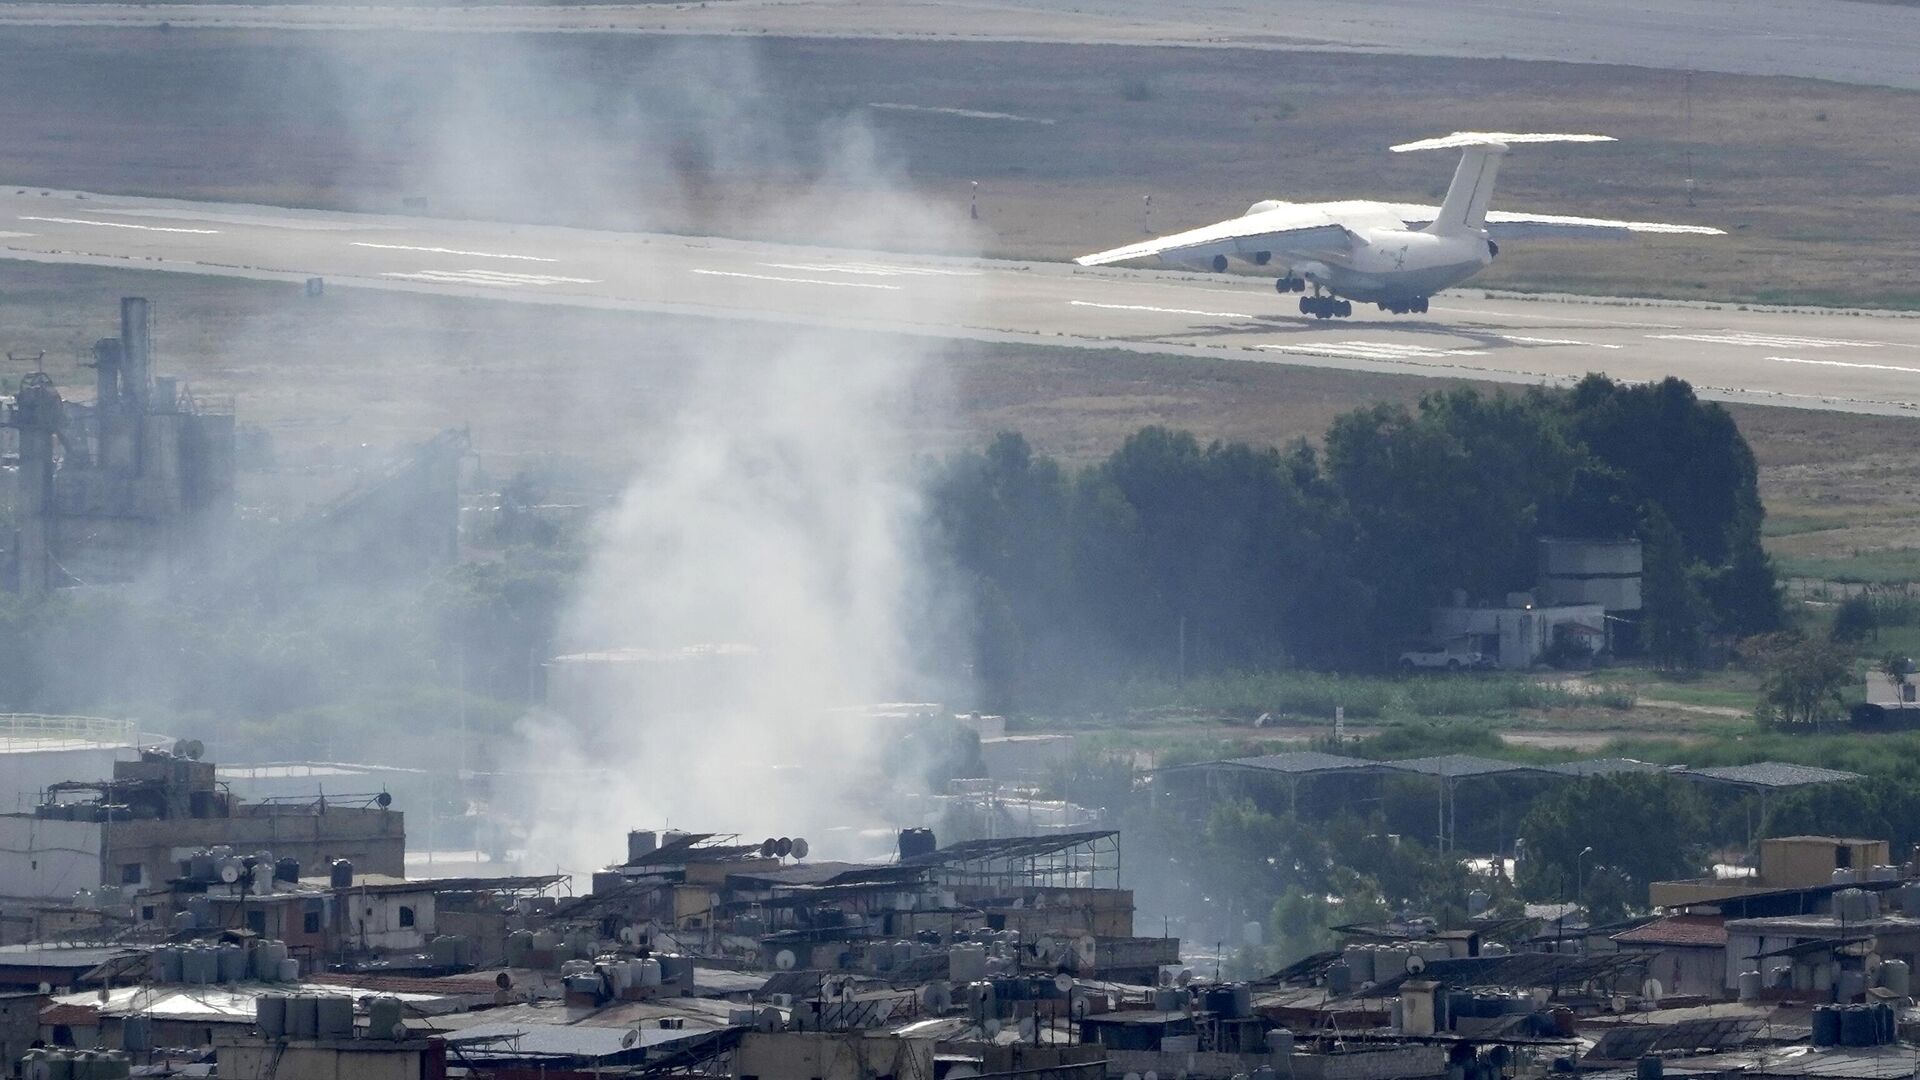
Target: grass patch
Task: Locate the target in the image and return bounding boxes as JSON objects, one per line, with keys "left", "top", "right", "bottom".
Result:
{"left": 1125, "top": 670, "right": 1633, "bottom": 720}
{"left": 1764, "top": 514, "right": 1850, "bottom": 539}
{"left": 1778, "top": 549, "right": 1920, "bottom": 585}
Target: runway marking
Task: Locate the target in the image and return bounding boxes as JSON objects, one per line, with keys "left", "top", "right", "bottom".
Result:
{"left": 381, "top": 269, "right": 599, "bottom": 287}
{"left": 1259, "top": 341, "right": 1489, "bottom": 361}
{"left": 866, "top": 102, "right": 1054, "bottom": 125}
{"left": 0, "top": 231, "right": 34, "bottom": 239}
{"left": 691, "top": 269, "right": 901, "bottom": 291}
{"left": 19, "top": 215, "right": 218, "bottom": 234}
{"left": 1652, "top": 331, "right": 1888, "bottom": 349}
{"left": 1770, "top": 356, "right": 1920, "bottom": 376}
{"left": 1070, "top": 300, "right": 1255, "bottom": 319}
{"left": 353, "top": 242, "right": 557, "bottom": 262}
{"left": 761, "top": 262, "right": 981, "bottom": 277}
{"left": 1500, "top": 334, "right": 1622, "bottom": 349}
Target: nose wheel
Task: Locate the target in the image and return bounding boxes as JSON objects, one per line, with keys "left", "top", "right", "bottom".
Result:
{"left": 1300, "top": 295, "right": 1352, "bottom": 319}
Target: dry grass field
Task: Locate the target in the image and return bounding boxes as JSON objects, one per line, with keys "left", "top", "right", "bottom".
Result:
{"left": 0, "top": 31, "right": 1916, "bottom": 306}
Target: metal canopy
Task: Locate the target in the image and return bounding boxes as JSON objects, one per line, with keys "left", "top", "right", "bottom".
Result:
{"left": 1682, "top": 763, "right": 1865, "bottom": 789}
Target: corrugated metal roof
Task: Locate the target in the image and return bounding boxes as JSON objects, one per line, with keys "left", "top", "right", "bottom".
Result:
{"left": 1546, "top": 757, "right": 1671, "bottom": 777}
{"left": 1193, "top": 751, "right": 1379, "bottom": 776}
{"left": 1612, "top": 915, "right": 1728, "bottom": 947}
{"left": 1684, "top": 763, "right": 1864, "bottom": 789}
{"left": 1383, "top": 755, "right": 1556, "bottom": 779}
{"left": 445, "top": 1019, "right": 705, "bottom": 1060}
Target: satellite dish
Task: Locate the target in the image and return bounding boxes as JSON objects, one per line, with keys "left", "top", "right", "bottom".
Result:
{"left": 1642, "top": 978, "right": 1664, "bottom": 1001}
{"left": 1175, "top": 968, "right": 1193, "bottom": 986}
{"left": 37, "top": 983, "right": 51, "bottom": 995}
{"left": 219, "top": 863, "right": 241, "bottom": 884}
{"left": 792, "top": 838, "right": 810, "bottom": 860}
{"left": 1145, "top": 1071, "right": 1160, "bottom": 1080}
{"left": 755, "top": 1007, "right": 782, "bottom": 1032}
{"left": 1018, "top": 1017, "right": 1037, "bottom": 1041}
{"left": 760, "top": 839, "right": 778, "bottom": 858}
{"left": 98, "top": 985, "right": 111, "bottom": 1003}
{"left": 172, "top": 739, "right": 190, "bottom": 758}
{"left": 375, "top": 792, "right": 392, "bottom": 808}
{"left": 1126, "top": 1073, "right": 1143, "bottom": 1080}
{"left": 621, "top": 1028, "right": 640, "bottom": 1049}
{"left": 984, "top": 1018, "right": 1002, "bottom": 1037}
{"left": 495, "top": 972, "right": 513, "bottom": 990}
{"left": 921, "top": 981, "right": 953, "bottom": 1011}
{"left": 1070, "top": 996, "right": 1090, "bottom": 1020}
{"left": 1054, "top": 974, "right": 1074, "bottom": 993}
{"left": 775, "top": 837, "right": 793, "bottom": 858}
{"left": 1406, "top": 953, "right": 1427, "bottom": 976}
{"left": 186, "top": 740, "right": 204, "bottom": 760}
{"left": 390, "top": 1023, "right": 408, "bottom": 1040}
{"left": 775, "top": 949, "right": 797, "bottom": 971}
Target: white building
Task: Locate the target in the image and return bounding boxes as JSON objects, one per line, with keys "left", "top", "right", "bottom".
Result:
{"left": 1431, "top": 596, "right": 1607, "bottom": 670}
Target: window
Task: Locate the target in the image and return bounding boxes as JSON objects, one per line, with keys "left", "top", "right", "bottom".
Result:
{"left": 1836, "top": 845, "right": 1854, "bottom": 869}
{"left": 398, "top": 905, "right": 416, "bottom": 928}
{"left": 246, "top": 910, "right": 267, "bottom": 935}
{"left": 120, "top": 863, "right": 142, "bottom": 885}
{"left": 141, "top": 906, "right": 155, "bottom": 922}
{"left": 303, "top": 911, "right": 322, "bottom": 934}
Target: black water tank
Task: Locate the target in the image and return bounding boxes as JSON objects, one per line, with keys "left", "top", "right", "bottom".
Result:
{"left": 1812, "top": 1005, "right": 1841, "bottom": 1047}
{"left": 898, "top": 828, "right": 937, "bottom": 860}
{"left": 275, "top": 857, "right": 301, "bottom": 884}
{"left": 1636, "top": 1056, "right": 1663, "bottom": 1080}
{"left": 330, "top": 858, "right": 354, "bottom": 889}
{"left": 1841, "top": 1004, "right": 1874, "bottom": 1047}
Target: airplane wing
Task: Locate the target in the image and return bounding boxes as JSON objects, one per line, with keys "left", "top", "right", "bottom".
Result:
{"left": 1075, "top": 207, "right": 1354, "bottom": 267}
{"left": 1389, "top": 202, "right": 1724, "bottom": 239}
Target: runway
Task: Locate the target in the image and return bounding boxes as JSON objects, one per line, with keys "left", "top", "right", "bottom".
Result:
{"left": 5, "top": 188, "right": 1920, "bottom": 417}
{"left": 2, "top": 0, "right": 1918, "bottom": 90}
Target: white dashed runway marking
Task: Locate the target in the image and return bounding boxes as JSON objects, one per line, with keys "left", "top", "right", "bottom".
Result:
{"left": 1652, "top": 331, "right": 1890, "bottom": 349}
{"left": 1259, "top": 341, "right": 1489, "bottom": 361}
{"left": 1770, "top": 356, "right": 1920, "bottom": 375}
{"left": 692, "top": 269, "right": 900, "bottom": 290}
{"left": 1070, "top": 300, "right": 1256, "bottom": 320}
{"left": 760, "top": 262, "right": 981, "bottom": 277}
{"left": 1501, "top": 334, "right": 1622, "bottom": 349}
{"left": 353, "top": 242, "right": 557, "bottom": 262}
{"left": 381, "top": 269, "right": 599, "bottom": 287}
{"left": 19, "top": 215, "right": 218, "bottom": 234}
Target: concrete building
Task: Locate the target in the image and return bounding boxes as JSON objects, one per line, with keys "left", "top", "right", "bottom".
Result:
{"left": 1538, "top": 537, "right": 1643, "bottom": 611}
{"left": 1610, "top": 914, "right": 1729, "bottom": 998}
{"left": 0, "top": 747, "right": 404, "bottom": 902}
{"left": 1431, "top": 596, "right": 1607, "bottom": 670}
{"left": 0, "top": 715, "right": 142, "bottom": 816}
{"left": 1651, "top": 836, "right": 1892, "bottom": 908}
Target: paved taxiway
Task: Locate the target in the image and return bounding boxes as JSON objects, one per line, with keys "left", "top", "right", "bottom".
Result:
{"left": 4, "top": 189, "right": 1919, "bottom": 416}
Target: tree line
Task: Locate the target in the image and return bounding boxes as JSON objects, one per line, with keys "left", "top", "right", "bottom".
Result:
{"left": 927, "top": 375, "right": 1783, "bottom": 709}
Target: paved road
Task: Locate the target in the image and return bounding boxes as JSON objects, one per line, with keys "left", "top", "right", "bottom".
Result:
{"left": 5, "top": 188, "right": 1920, "bottom": 416}
{"left": 3, "top": 0, "right": 1918, "bottom": 90}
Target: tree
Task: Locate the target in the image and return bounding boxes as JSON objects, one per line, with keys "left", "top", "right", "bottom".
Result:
{"left": 1515, "top": 774, "right": 1708, "bottom": 903}
{"left": 1758, "top": 638, "right": 1855, "bottom": 727}
{"left": 1640, "top": 509, "right": 1707, "bottom": 669}
{"left": 1831, "top": 593, "right": 1878, "bottom": 645}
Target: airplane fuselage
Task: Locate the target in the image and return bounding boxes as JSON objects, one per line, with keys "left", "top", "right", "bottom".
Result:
{"left": 1242, "top": 202, "right": 1493, "bottom": 306}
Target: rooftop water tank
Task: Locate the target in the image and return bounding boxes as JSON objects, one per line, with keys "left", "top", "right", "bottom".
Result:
{"left": 256, "top": 994, "right": 287, "bottom": 1038}
{"left": 329, "top": 859, "right": 354, "bottom": 890}
{"left": 314, "top": 996, "right": 353, "bottom": 1039}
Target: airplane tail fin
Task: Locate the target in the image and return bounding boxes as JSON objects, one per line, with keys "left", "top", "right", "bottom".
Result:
{"left": 1391, "top": 132, "right": 1615, "bottom": 237}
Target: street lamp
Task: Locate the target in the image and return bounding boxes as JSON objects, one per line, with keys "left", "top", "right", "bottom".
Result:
{"left": 1576, "top": 846, "right": 1594, "bottom": 896}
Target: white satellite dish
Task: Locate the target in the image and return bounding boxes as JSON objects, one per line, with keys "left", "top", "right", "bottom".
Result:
{"left": 984, "top": 1018, "right": 1002, "bottom": 1037}
{"left": 1641, "top": 977, "right": 1664, "bottom": 1001}
{"left": 1405, "top": 953, "right": 1427, "bottom": 976}
{"left": 390, "top": 1022, "right": 409, "bottom": 1041}
{"left": 1126, "top": 1073, "right": 1143, "bottom": 1080}
{"left": 1145, "top": 1071, "right": 1160, "bottom": 1080}
{"left": 621, "top": 1028, "right": 640, "bottom": 1049}
{"left": 1018, "top": 1017, "right": 1037, "bottom": 1041}
{"left": 775, "top": 949, "right": 797, "bottom": 971}
{"left": 792, "top": 838, "right": 810, "bottom": 860}
{"left": 1070, "top": 996, "right": 1090, "bottom": 1020}
{"left": 1054, "top": 974, "right": 1074, "bottom": 993}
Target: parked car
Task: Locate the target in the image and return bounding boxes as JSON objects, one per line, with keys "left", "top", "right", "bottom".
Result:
{"left": 1398, "top": 644, "right": 1494, "bottom": 671}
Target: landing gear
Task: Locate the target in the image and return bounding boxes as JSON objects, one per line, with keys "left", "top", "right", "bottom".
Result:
{"left": 1299, "top": 294, "right": 1352, "bottom": 319}
{"left": 1382, "top": 296, "right": 1431, "bottom": 315}
{"left": 1275, "top": 275, "right": 1306, "bottom": 294}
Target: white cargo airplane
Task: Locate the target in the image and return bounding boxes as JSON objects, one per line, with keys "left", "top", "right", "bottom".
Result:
{"left": 1075, "top": 132, "right": 1722, "bottom": 319}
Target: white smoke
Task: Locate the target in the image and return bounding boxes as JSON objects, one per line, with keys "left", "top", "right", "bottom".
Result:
{"left": 509, "top": 48, "right": 979, "bottom": 875}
